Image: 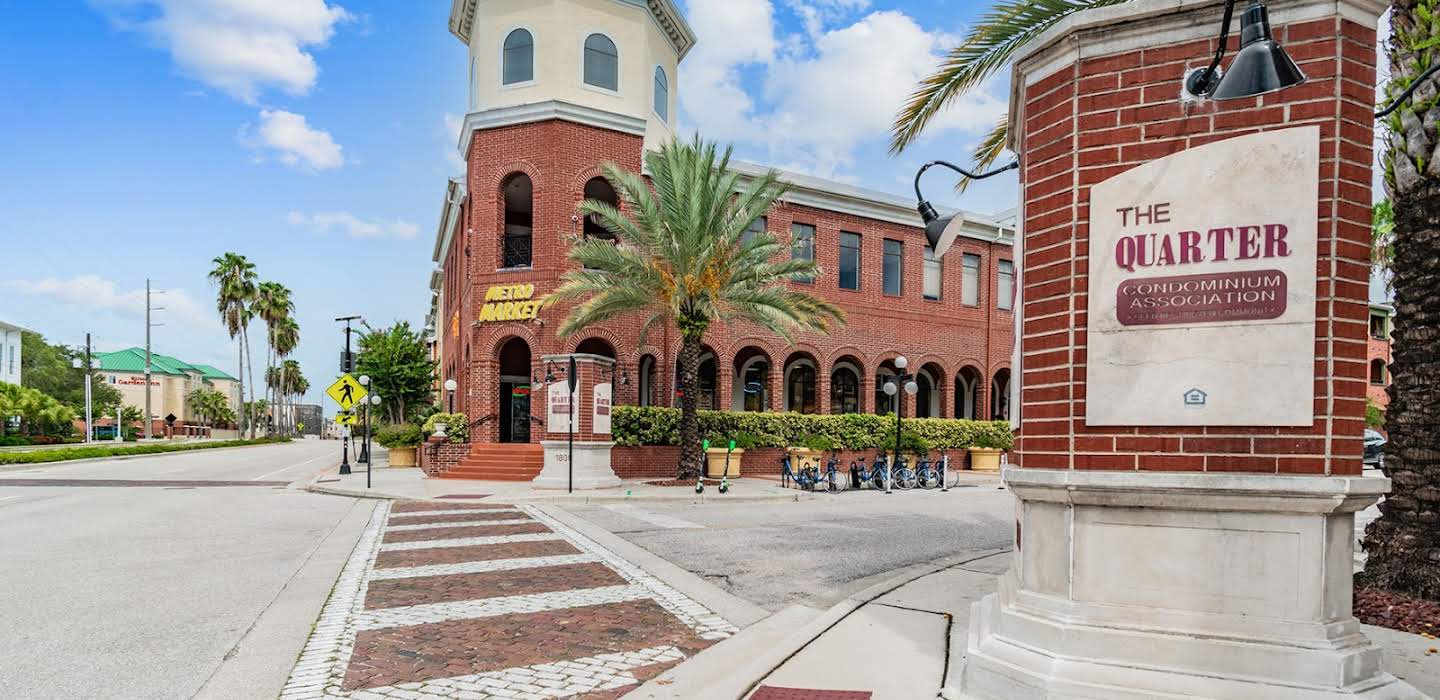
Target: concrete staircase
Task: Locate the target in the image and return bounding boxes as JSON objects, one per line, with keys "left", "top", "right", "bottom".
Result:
{"left": 438, "top": 442, "right": 544, "bottom": 481}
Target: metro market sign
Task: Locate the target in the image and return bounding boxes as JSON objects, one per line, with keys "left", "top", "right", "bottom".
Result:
{"left": 478, "top": 284, "right": 545, "bottom": 323}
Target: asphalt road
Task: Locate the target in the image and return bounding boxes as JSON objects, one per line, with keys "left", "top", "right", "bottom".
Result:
{"left": 0, "top": 439, "right": 373, "bottom": 700}
{"left": 561, "top": 484, "right": 1014, "bottom": 611}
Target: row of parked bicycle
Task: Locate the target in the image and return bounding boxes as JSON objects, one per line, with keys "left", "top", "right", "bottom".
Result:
{"left": 780, "top": 451, "right": 955, "bottom": 492}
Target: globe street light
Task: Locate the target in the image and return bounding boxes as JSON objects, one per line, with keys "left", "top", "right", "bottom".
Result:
{"left": 366, "top": 393, "right": 380, "bottom": 490}
{"left": 357, "top": 375, "right": 372, "bottom": 464}
{"left": 882, "top": 355, "right": 921, "bottom": 494}
{"left": 444, "top": 378, "right": 458, "bottom": 413}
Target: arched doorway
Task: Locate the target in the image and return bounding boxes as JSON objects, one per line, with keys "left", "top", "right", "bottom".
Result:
{"left": 830, "top": 357, "right": 862, "bottom": 414}
{"left": 956, "top": 366, "right": 982, "bottom": 419}
{"left": 574, "top": 337, "right": 615, "bottom": 359}
{"left": 638, "top": 354, "right": 657, "bottom": 407}
{"left": 733, "top": 347, "right": 771, "bottom": 412}
{"left": 497, "top": 337, "right": 532, "bottom": 443}
{"left": 875, "top": 360, "right": 899, "bottom": 415}
{"left": 674, "top": 350, "right": 717, "bottom": 410}
{"left": 916, "top": 362, "right": 944, "bottom": 418}
{"left": 991, "top": 368, "right": 1011, "bottom": 421}
{"left": 783, "top": 353, "right": 818, "bottom": 414}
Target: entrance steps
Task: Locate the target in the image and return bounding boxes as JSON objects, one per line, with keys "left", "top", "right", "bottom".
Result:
{"left": 438, "top": 442, "right": 543, "bottom": 481}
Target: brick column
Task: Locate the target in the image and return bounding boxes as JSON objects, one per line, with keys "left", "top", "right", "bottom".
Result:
{"left": 957, "top": 0, "right": 1412, "bottom": 697}
{"left": 530, "top": 353, "right": 620, "bottom": 490}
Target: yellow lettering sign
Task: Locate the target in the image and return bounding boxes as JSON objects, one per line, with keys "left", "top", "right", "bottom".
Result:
{"left": 477, "top": 285, "right": 544, "bottom": 324}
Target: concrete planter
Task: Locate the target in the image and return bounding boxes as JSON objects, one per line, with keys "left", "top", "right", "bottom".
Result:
{"left": 388, "top": 446, "right": 417, "bottom": 467}
{"left": 968, "top": 447, "right": 1003, "bottom": 471}
{"left": 787, "top": 448, "right": 825, "bottom": 473}
{"left": 705, "top": 447, "right": 744, "bottom": 478}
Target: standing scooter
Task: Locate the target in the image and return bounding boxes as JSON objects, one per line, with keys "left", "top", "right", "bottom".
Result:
{"left": 696, "top": 439, "right": 709, "bottom": 494}
{"left": 718, "top": 438, "right": 736, "bottom": 493}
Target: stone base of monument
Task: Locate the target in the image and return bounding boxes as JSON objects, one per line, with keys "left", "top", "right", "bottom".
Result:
{"left": 960, "top": 469, "right": 1422, "bottom": 699}
{"left": 532, "top": 440, "right": 620, "bottom": 490}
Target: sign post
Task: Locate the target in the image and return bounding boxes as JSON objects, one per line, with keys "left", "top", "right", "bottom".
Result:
{"left": 326, "top": 373, "right": 367, "bottom": 476}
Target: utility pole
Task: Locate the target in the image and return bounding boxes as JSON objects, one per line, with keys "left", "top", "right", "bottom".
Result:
{"left": 336, "top": 315, "right": 360, "bottom": 476}
{"left": 84, "top": 333, "right": 93, "bottom": 444}
{"left": 145, "top": 279, "right": 166, "bottom": 441}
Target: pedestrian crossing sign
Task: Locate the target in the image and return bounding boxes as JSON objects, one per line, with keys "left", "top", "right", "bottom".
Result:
{"left": 327, "top": 373, "right": 367, "bottom": 410}
{"left": 335, "top": 411, "right": 358, "bottom": 426}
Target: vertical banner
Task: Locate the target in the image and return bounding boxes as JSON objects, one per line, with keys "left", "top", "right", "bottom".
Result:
{"left": 546, "top": 380, "right": 575, "bottom": 433}
{"left": 592, "top": 382, "right": 612, "bottom": 435}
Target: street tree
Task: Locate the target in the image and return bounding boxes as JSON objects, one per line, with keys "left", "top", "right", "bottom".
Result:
{"left": 253, "top": 281, "right": 294, "bottom": 436}
{"left": 549, "top": 136, "right": 843, "bottom": 480}
{"left": 355, "top": 322, "right": 434, "bottom": 424}
{"left": 209, "top": 253, "right": 258, "bottom": 438}
{"left": 19, "top": 331, "right": 123, "bottom": 418}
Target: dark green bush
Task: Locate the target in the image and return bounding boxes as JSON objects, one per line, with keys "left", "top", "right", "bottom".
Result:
{"left": 0, "top": 436, "right": 291, "bottom": 465}
{"left": 375, "top": 423, "right": 422, "bottom": 448}
{"left": 0, "top": 436, "right": 32, "bottom": 447}
{"left": 614, "top": 406, "right": 1012, "bottom": 451}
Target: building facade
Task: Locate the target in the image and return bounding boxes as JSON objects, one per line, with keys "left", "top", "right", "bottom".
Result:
{"left": 1368, "top": 302, "right": 1393, "bottom": 414}
{"left": 428, "top": 0, "right": 1017, "bottom": 449}
{"left": 0, "top": 321, "right": 27, "bottom": 386}
{"left": 95, "top": 348, "right": 241, "bottom": 431}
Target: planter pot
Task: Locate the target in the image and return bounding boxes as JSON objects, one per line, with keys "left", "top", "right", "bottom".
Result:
{"left": 787, "top": 448, "right": 825, "bottom": 474}
{"left": 388, "top": 446, "right": 417, "bottom": 467}
{"left": 968, "top": 447, "right": 1003, "bottom": 471}
{"left": 705, "top": 447, "right": 744, "bottom": 478}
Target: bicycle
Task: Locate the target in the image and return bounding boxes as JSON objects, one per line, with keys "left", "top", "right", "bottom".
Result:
{"left": 891, "top": 454, "right": 919, "bottom": 490}
{"left": 850, "top": 453, "right": 889, "bottom": 490}
{"left": 782, "top": 454, "right": 847, "bottom": 492}
{"left": 915, "top": 452, "right": 946, "bottom": 489}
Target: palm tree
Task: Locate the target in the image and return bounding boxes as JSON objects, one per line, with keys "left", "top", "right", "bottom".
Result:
{"left": 1357, "top": 4, "right": 1440, "bottom": 600}
{"left": 280, "top": 359, "right": 307, "bottom": 436}
{"left": 208, "top": 253, "right": 258, "bottom": 438}
{"left": 549, "top": 137, "right": 844, "bottom": 479}
{"left": 274, "top": 318, "right": 300, "bottom": 435}
{"left": 252, "top": 282, "right": 294, "bottom": 436}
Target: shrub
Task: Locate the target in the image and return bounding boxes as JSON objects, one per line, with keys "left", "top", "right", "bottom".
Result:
{"left": 0, "top": 436, "right": 290, "bottom": 465}
{"left": 614, "top": 406, "right": 1011, "bottom": 452}
{"left": 0, "top": 436, "right": 32, "bottom": 447}
{"left": 375, "top": 423, "right": 422, "bottom": 448}
{"left": 880, "top": 430, "right": 930, "bottom": 457}
{"left": 422, "top": 412, "right": 469, "bottom": 443}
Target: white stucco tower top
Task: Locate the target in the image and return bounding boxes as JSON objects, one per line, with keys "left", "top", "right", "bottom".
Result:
{"left": 449, "top": 0, "right": 695, "bottom": 153}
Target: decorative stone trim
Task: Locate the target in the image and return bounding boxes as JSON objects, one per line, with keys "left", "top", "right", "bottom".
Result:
{"left": 1004, "top": 468, "right": 1390, "bottom": 514}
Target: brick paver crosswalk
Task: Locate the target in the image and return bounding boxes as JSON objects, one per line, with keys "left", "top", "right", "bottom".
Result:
{"left": 280, "top": 501, "right": 737, "bottom": 699}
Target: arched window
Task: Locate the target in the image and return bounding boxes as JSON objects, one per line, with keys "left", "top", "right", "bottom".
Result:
{"left": 785, "top": 362, "right": 817, "bottom": 414}
{"left": 653, "top": 66, "right": 669, "bottom": 120}
{"left": 638, "top": 355, "right": 656, "bottom": 407}
{"left": 674, "top": 353, "right": 717, "bottom": 410}
{"left": 955, "top": 367, "right": 982, "bottom": 419}
{"left": 875, "top": 364, "right": 898, "bottom": 415}
{"left": 830, "top": 366, "right": 859, "bottom": 414}
{"left": 583, "top": 33, "right": 619, "bottom": 91}
{"left": 991, "top": 369, "right": 1011, "bottom": 420}
{"left": 501, "top": 173, "right": 532, "bottom": 268}
{"left": 582, "top": 177, "right": 618, "bottom": 241}
{"left": 916, "top": 372, "right": 935, "bottom": 418}
{"left": 574, "top": 337, "right": 616, "bottom": 359}
{"left": 1370, "top": 359, "right": 1387, "bottom": 385}
{"left": 502, "top": 29, "right": 534, "bottom": 85}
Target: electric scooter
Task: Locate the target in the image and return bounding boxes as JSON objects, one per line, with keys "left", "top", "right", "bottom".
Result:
{"left": 696, "top": 439, "right": 709, "bottom": 494}
{"left": 718, "top": 438, "right": 736, "bottom": 493}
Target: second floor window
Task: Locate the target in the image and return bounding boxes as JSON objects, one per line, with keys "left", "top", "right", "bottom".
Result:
{"left": 997, "top": 259, "right": 1014, "bottom": 310}
{"left": 883, "top": 239, "right": 903, "bottom": 296}
{"left": 742, "top": 216, "right": 766, "bottom": 245}
{"left": 838, "top": 231, "right": 860, "bottom": 290}
{"left": 653, "top": 67, "right": 669, "bottom": 121}
{"left": 1370, "top": 313, "right": 1388, "bottom": 339}
{"left": 583, "top": 34, "right": 618, "bottom": 91}
{"left": 791, "top": 223, "right": 815, "bottom": 283}
{"left": 502, "top": 29, "right": 534, "bottom": 85}
{"left": 923, "top": 245, "right": 941, "bottom": 301}
{"left": 962, "top": 253, "right": 980, "bottom": 306}
{"left": 502, "top": 173, "right": 532, "bottom": 267}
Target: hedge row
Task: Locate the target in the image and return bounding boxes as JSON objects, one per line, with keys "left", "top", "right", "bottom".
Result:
{"left": 612, "top": 406, "right": 1012, "bottom": 451}
{"left": 0, "top": 436, "right": 292, "bottom": 465}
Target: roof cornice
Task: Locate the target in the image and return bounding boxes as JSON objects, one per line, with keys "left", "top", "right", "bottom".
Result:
{"left": 449, "top": 0, "right": 696, "bottom": 60}
{"left": 456, "top": 101, "right": 648, "bottom": 157}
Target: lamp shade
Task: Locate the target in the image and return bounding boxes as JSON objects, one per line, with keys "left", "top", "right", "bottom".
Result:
{"left": 1211, "top": 0, "right": 1305, "bottom": 100}
{"left": 923, "top": 213, "right": 967, "bottom": 259}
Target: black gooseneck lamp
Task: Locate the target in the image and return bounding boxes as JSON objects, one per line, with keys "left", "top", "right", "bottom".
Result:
{"left": 913, "top": 160, "right": 1019, "bottom": 257}
{"left": 1186, "top": 0, "right": 1306, "bottom": 100}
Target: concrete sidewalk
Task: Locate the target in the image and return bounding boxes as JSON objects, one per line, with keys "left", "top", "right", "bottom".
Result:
{"left": 637, "top": 550, "right": 1440, "bottom": 699}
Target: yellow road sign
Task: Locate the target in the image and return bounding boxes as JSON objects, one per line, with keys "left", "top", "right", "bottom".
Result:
{"left": 335, "top": 412, "right": 357, "bottom": 426}
{"left": 326, "top": 373, "right": 367, "bottom": 410}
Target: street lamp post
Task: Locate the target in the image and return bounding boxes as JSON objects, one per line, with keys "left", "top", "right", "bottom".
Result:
{"left": 881, "top": 355, "right": 920, "bottom": 495}
{"left": 444, "top": 378, "right": 457, "bottom": 413}
{"left": 335, "top": 315, "right": 361, "bottom": 475}
{"left": 366, "top": 393, "right": 380, "bottom": 489}
{"left": 357, "top": 375, "right": 371, "bottom": 465}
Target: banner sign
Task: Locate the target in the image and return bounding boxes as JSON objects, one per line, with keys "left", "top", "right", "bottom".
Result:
{"left": 592, "top": 382, "right": 612, "bottom": 435}
{"left": 546, "top": 380, "right": 576, "bottom": 432}
{"left": 1086, "top": 127, "right": 1318, "bottom": 426}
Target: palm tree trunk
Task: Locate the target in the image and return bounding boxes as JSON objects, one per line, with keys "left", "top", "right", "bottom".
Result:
{"left": 236, "top": 338, "right": 245, "bottom": 439}
{"left": 1359, "top": 180, "right": 1440, "bottom": 599}
{"left": 243, "top": 326, "right": 255, "bottom": 440}
{"left": 676, "top": 332, "right": 704, "bottom": 480}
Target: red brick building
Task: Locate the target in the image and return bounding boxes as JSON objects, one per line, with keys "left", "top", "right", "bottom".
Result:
{"left": 1367, "top": 301, "right": 1393, "bottom": 414}
{"left": 426, "top": 0, "right": 1016, "bottom": 457}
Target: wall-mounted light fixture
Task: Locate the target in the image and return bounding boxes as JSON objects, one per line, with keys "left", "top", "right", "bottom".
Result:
{"left": 1185, "top": 0, "right": 1305, "bottom": 100}
{"left": 914, "top": 160, "right": 1018, "bottom": 258}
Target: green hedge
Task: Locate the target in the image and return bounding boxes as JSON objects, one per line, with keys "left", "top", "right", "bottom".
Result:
{"left": 612, "top": 406, "right": 1012, "bottom": 451}
{"left": 0, "top": 437, "right": 292, "bottom": 465}
{"left": 422, "top": 413, "right": 469, "bottom": 443}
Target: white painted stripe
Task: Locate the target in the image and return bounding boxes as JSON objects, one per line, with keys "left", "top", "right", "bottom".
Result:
{"left": 344, "top": 645, "right": 685, "bottom": 699}
{"left": 0, "top": 495, "right": 22, "bottom": 502}
{"left": 603, "top": 504, "right": 704, "bottom": 529}
{"left": 388, "top": 507, "right": 518, "bottom": 519}
{"left": 353, "top": 584, "right": 651, "bottom": 630}
{"left": 369, "top": 554, "right": 601, "bottom": 580}
{"left": 384, "top": 518, "right": 534, "bottom": 531}
{"left": 379, "top": 532, "right": 562, "bottom": 551}
{"left": 252, "top": 452, "right": 331, "bottom": 480}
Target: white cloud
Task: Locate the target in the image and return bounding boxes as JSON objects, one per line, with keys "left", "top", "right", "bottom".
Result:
{"left": 243, "top": 109, "right": 344, "bottom": 170}
{"left": 100, "top": 0, "right": 351, "bottom": 103}
{"left": 287, "top": 210, "right": 419, "bottom": 239}
{"left": 7, "top": 275, "right": 211, "bottom": 326}
{"left": 678, "top": 0, "right": 778, "bottom": 142}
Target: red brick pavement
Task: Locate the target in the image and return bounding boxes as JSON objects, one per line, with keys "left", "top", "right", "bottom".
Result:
{"left": 364, "top": 563, "right": 626, "bottom": 609}
{"left": 387, "top": 510, "right": 527, "bottom": 525}
{"left": 373, "top": 539, "right": 582, "bottom": 569}
{"left": 380, "top": 522, "right": 552, "bottom": 543}
{"left": 390, "top": 501, "right": 510, "bottom": 513}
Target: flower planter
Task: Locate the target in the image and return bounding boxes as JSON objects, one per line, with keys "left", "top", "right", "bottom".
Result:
{"left": 968, "top": 447, "right": 1003, "bottom": 471}
{"left": 705, "top": 447, "right": 744, "bottom": 478}
{"left": 787, "top": 447, "right": 825, "bottom": 474}
{"left": 388, "top": 446, "right": 417, "bottom": 467}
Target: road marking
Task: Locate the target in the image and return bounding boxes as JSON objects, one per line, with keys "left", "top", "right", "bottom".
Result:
{"left": 604, "top": 504, "right": 705, "bottom": 529}
{"left": 0, "top": 495, "right": 22, "bottom": 503}
{"left": 368, "top": 553, "right": 602, "bottom": 580}
{"left": 252, "top": 453, "right": 332, "bottom": 481}
{"left": 352, "top": 584, "right": 652, "bottom": 631}
{"left": 378, "top": 532, "right": 564, "bottom": 551}
{"left": 384, "top": 518, "right": 534, "bottom": 531}
{"left": 388, "top": 507, "right": 519, "bottom": 519}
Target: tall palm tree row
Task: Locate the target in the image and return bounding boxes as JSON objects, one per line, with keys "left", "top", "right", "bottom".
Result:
{"left": 1357, "top": 0, "right": 1440, "bottom": 600}
{"left": 891, "top": 0, "right": 1438, "bottom": 600}
{"left": 253, "top": 281, "right": 295, "bottom": 436}
{"left": 549, "top": 137, "right": 845, "bottom": 480}
{"left": 272, "top": 317, "right": 300, "bottom": 435}
{"left": 208, "top": 253, "right": 258, "bottom": 438}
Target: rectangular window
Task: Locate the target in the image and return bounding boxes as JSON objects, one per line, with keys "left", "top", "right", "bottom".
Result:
{"left": 997, "top": 259, "right": 1015, "bottom": 310}
{"left": 838, "top": 232, "right": 861, "bottom": 290}
{"left": 791, "top": 223, "right": 815, "bottom": 283}
{"left": 962, "top": 253, "right": 981, "bottom": 306}
{"left": 883, "top": 239, "right": 903, "bottom": 296}
{"left": 1370, "top": 313, "right": 1388, "bottom": 339}
{"left": 923, "top": 246, "right": 941, "bottom": 301}
{"left": 743, "top": 216, "right": 767, "bottom": 245}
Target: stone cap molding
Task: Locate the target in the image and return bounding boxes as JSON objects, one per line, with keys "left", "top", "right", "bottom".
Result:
{"left": 459, "top": 100, "right": 651, "bottom": 155}
{"left": 1003, "top": 467, "right": 1390, "bottom": 514}
{"left": 1005, "top": 0, "right": 1388, "bottom": 148}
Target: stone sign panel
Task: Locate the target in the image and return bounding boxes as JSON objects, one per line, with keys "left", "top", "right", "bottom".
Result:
{"left": 1086, "top": 127, "right": 1318, "bottom": 426}
{"left": 546, "top": 380, "right": 576, "bottom": 433}
{"left": 592, "top": 382, "right": 612, "bottom": 435}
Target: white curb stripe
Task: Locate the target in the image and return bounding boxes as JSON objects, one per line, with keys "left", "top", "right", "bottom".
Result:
{"left": 384, "top": 518, "right": 534, "bottom": 531}
{"left": 379, "top": 532, "right": 562, "bottom": 551}
{"left": 352, "top": 645, "right": 685, "bottom": 698}
{"left": 368, "top": 553, "right": 602, "bottom": 581}
{"left": 388, "top": 507, "right": 519, "bottom": 519}
{"left": 353, "top": 584, "right": 651, "bottom": 631}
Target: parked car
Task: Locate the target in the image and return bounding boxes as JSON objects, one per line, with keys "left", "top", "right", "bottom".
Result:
{"left": 1363, "top": 429, "right": 1387, "bottom": 469}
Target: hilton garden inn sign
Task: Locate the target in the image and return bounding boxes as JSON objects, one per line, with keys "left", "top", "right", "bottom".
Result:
{"left": 1086, "top": 126, "right": 1319, "bottom": 426}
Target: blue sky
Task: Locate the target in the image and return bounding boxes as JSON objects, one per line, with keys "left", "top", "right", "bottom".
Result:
{"left": 0, "top": 0, "right": 1016, "bottom": 407}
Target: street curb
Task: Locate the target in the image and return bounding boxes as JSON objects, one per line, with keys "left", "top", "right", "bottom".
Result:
{"left": 635, "top": 547, "right": 1011, "bottom": 699}
{"left": 0, "top": 440, "right": 303, "bottom": 472}
{"left": 301, "top": 472, "right": 814, "bottom": 504}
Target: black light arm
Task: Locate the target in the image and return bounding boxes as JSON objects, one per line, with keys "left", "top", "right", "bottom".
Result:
{"left": 1186, "top": 0, "right": 1240, "bottom": 96}
{"left": 913, "top": 159, "right": 1019, "bottom": 223}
